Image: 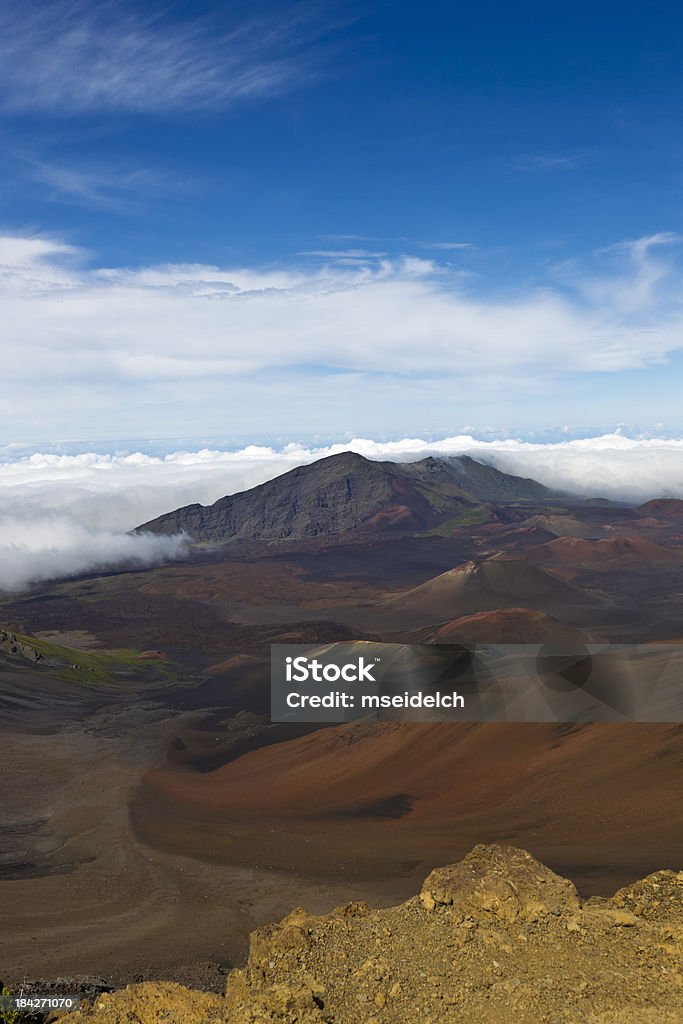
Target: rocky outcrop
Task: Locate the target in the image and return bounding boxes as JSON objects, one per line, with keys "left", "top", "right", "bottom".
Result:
{"left": 60, "top": 981, "right": 224, "bottom": 1023}
{"left": 60, "top": 844, "right": 683, "bottom": 1023}
{"left": 0, "top": 628, "right": 47, "bottom": 664}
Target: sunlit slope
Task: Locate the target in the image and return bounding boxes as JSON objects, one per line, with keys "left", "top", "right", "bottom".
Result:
{"left": 132, "top": 716, "right": 683, "bottom": 887}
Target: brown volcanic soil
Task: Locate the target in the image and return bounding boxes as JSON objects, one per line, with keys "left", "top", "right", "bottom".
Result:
{"left": 132, "top": 719, "right": 683, "bottom": 894}
{"left": 371, "top": 558, "right": 598, "bottom": 628}
{"left": 527, "top": 534, "right": 680, "bottom": 567}
{"left": 425, "top": 607, "right": 588, "bottom": 644}
{"left": 63, "top": 844, "right": 683, "bottom": 1024}
{"left": 637, "top": 498, "right": 683, "bottom": 518}
{"left": 473, "top": 512, "right": 607, "bottom": 543}
{"left": 136, "top": 560, "right": 376, "bottom": 613}
{"left": 522, "top": 512, "right": 607, "bottom": 538}
{"left": 0, "top": 702, "right": 408, "bottom": 990}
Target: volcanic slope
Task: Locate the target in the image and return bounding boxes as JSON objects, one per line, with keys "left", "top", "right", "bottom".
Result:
{"left": 137, "top": 451, "right": 560, "bottom": 542}
{"left": 132, "top": 714, "right": 683, "bottom": 893}
{"left": 526, "top": 534, "right": 681, "bottom": 567}
{"left": 371, "top": 558, "right": 598, "bottom": 628}
{"left": 424, "top": 607, "right": 589, "bottom": 644}
{"left": 518, "top": 512, "right": 606, "bottom": 538}
{"left": 636, "top": 498, "right": 683, "bottom": 518}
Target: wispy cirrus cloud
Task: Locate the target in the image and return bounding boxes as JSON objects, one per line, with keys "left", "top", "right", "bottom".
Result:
{"left": 512, "top": 152, "right": 587, "bottom": 172}
{"left": 5, "top": 146, "right": 173, "bottom": 211}
{"left": 418, "top": 241, "right": 474, "bottom": 251}
{"left": 299, "top": 248, "right": 389, "bottom": 263}
{"left": 0, "top": 0, "right": 329, "bottom": 115}
{"left": 554, "top": 232, "right": 680, "bottom": 314}
{"left": 318, "top": 234, "right": 380, "bottom": 243}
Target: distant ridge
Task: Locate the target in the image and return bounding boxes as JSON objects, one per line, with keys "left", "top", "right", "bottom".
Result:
{"left": 137, "top": 451, "right": 561, "bottom": 542}
{"left": 526, "top": 534, "right": 681, "bottom": 567}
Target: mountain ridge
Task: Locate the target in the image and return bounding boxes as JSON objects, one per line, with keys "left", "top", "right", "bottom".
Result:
{"left": 136, "top": 451, "right": 563, "bottom": 543}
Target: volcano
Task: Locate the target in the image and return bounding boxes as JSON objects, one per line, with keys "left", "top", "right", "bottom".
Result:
{"left": 137, "top": 452, "right": 560, "bottom": 542}
{"left": 376, "top": 558, "right": 596, "bottom": 627}
{"left": 425, "top": 607, "right": 588, "bottom": 645}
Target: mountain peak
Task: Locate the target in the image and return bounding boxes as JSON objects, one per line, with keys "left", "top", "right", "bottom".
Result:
{"left": 137, "top": 451, "right": 563, "bottom": 543}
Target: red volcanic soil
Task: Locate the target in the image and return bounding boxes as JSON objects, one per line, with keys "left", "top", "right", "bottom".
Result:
{"left": 527, "top": 534, "right": 680, "bottom": 567}
{"left": 487, "top": 523, "right": 558, "bottom": 545}
{"left": 131, "top": 719, "right": 683, "bottom": 893}
{"left": 361, "top": 504, "right": 421, "bottom": 530}
{"left": 636, "top": 498, "right": 683, "bottom": 518}
{"left": 450, "top": 513, "right": 597, "bottom": 548}
{"left": 205, "top": 653, "right": 263, "bottom": 675}
{"left": 426, "top": 608, "right": 587, "bottom": 645}
{"left": 511, "top": 514, "right": 604, "bottom": 539}
{"left": 137, "top": 560, "right": 383, "bottom": 622}
{"left": 375, "top": 558, "right": 595, "bottom": 627}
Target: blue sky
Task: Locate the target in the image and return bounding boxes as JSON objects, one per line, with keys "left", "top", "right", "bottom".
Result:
{"left": 2, "top": 0, "right": 683, "bottom": 445}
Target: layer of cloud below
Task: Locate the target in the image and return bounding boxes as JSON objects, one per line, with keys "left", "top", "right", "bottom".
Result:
{"left": 0, "top": 516, "right": 187, "bottom": 592}
{"left": 1, "top": 432, "right": 682, "bottom": 592}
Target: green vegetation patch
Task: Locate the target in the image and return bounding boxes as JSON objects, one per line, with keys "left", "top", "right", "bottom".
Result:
{"left": 8, "top": 631, "right": 179, "bottom": 688}
{"left": 425, "top": 504, "right": 492, "bottom": 536}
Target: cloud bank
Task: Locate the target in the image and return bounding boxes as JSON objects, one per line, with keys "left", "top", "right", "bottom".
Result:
{"left": 0, "top": 515, "right": 187, "bottom": 592}
{"left": 1, "top": 231, "right": 683, "bottom": 439}
{"left": 3, "top": 232, "right": 681, "bottom": 376}
{"left": 1, "top": 433, "right": 682, "bottom": 591}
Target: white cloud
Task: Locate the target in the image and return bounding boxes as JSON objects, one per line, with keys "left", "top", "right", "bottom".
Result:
{"left": 1, "top": 433, "right": 683, "bottom": 592}
{"left": 2, "top": 231, "right": 683, "bottom": 396}
{"left": 0, "top": 231, "right": 683, "bottom": 439}
{"left": 0, "top": 1, "right": 321, "bottom": 115}
{"left": 557, "top": 233, "right": 681, "bottom": 314}
{"left": 0, "top": 514, "right": 187, "bottom": 592}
